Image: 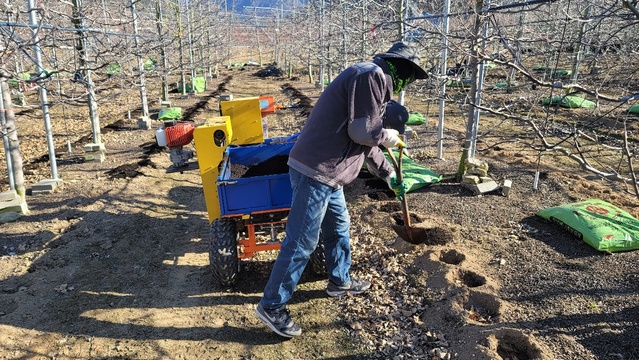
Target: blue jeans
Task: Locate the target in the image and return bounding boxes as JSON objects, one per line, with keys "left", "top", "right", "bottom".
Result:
{"left": 260, "top": 168, "right": 352, "bottom": 310}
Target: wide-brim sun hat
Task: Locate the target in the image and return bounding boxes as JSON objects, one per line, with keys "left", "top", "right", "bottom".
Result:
{"left": 375, "top": 42, "right": 428, "bottom": 79}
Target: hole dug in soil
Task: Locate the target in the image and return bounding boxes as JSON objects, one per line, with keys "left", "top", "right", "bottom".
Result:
{"left": 485, "top": 328, "right": 551, "bottom": 360}
{"left": 459, "top": 269, "right": 487, "bottom": 287}
{"left": 464, "top": 290, "right": 501, "bottom": 324}
{"left": 387, "top": 213, "right": 455, "bottom": 245}
{"left": 367, "top": 189, "right": 396, "bottom": 201}
{"left": 378, "top": 202, "right": 401, "bottom": 213}
{"left": 439, "top": 249, "right": 466, "bottom": 265}
{"left": 391, "top": 211, "right": 423, "bottom": 225}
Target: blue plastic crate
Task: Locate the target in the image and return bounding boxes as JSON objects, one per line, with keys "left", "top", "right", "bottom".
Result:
{"left": 217, "top": 139, "right": 295, "bottom": 216}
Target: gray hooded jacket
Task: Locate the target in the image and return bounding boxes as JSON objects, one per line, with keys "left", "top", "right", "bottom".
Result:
{"left": 288, "top": 58, "right": 397, "bottom": 188}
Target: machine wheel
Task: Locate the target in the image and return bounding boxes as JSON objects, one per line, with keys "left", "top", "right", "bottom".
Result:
{"left": 209, "top": 218, "right": 239, "bottom": 287}
{"left": 309, "top": 232, "right": 327, "bottom": 276}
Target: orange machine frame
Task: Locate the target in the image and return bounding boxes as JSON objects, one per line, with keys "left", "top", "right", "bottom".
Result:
{"left": 229, "top": 208, "right": 290, "bottom": 259}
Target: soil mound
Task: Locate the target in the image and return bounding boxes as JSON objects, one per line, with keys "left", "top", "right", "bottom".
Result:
{"left": 254, "top": 64, "right": 283, "bottom": 78}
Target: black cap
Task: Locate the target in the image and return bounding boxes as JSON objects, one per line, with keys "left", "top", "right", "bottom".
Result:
{"left": 383, "top": 100, "right": 409, "bottom": 134}
{"left": 375, "top": 42, "right": 428, "bottom": 79}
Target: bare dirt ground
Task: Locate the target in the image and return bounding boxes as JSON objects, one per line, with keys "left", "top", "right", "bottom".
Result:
{"left": 1, "top": 65, "right": 639, "bottom": 360}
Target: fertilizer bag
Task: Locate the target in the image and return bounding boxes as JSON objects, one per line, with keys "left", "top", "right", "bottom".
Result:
{"left": 536, "top": 199, "right": 639, "bottom": 252}
{"left": 407, "top": 112, "right": 426, "bottom": 126}
{"left": 158, "top": 107, "right": 182, "bottom": 120}
{"left": 193, "top": 77, "right": 206, "bottom": 93}
{"left": 384, "top": 149, "right": 442, "bottom": 192}
{"left": 540, "top": 96, "right": 597, "bottom": 109}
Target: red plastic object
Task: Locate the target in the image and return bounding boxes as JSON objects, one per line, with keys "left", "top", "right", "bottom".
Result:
{"left": 165, "top": 122, "right": 195, "bottom": 147}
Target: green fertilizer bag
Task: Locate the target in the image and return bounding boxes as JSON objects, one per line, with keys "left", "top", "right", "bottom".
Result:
{"left": 407, "top": 112, "right": 426, "bottom": 126}
{"left": 158, "top": 107, "right": 182, "bottom": 120}
{"left": 548, "top": 69, "right": 572, "bottom": 77}
{"left": 540, "top": 96, "right": 597, "bottom": 108}
{"left": 384, "top": 149, "right": 442, "bottom": 192}
{"left": 536, "top": 199, "right": 639, "bottom": 252}
{"left": 193, "top": 77, "right": 206, "bottom": 93}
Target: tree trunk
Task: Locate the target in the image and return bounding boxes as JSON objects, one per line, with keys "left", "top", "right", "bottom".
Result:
{"left": 397, "top": 0, "right": 405, "bottom": 40}
{"left": 156, "top": 0, "right": 170, "bottom": 102}
{"left": 1, "top": 81, "right": 27, "bottom": 200}
{"left": 457, "top": 0, "right": 484, "bottom": 179}
{"left": 72, "top": 0, "right": 101, "bottom": 144}
{"left": 571, "top": 5, "right": 591, "bottom": 84}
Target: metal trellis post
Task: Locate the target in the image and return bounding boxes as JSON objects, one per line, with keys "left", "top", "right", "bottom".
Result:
{"left": 437, "top": 0, "right": 450, "bottom": 160}
{"left": 130, "top": 0, "right": 150, "bottom": 129}
{"left": 27, "top": 0, "right": 62, "bottom": 192}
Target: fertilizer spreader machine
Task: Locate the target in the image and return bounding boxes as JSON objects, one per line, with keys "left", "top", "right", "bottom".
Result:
{"left": 155, "top": 95, "right": 325, "bottom": 287}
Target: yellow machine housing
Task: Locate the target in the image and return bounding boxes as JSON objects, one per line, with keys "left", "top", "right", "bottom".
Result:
{"left": 219, "top": 96, "right": 266, "bottom": 145}
{"left": 193, "top": 96, "right": 269, "bottom": 222}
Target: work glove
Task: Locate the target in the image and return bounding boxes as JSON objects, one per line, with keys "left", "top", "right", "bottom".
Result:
{"left": 381, "top": 129, "right": 406, "bottom": 149}
{"left": 385, "top": 171, "right": 409, "bottom": 200}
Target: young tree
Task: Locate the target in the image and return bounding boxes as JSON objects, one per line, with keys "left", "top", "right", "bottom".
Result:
{"left": 71, "top": 0, "right": 102, "bottom": 145}
{"left": 0, "top": 78, "right": 27, "bottom": 202}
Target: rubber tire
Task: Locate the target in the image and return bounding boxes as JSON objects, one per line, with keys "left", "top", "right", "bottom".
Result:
{"left": 209, "top": 218, "right": 239, "bottom": 287}
{"left": 308, "top": 232, "right": 327, "bottom": 276}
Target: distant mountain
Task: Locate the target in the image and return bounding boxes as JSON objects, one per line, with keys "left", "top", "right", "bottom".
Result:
{"left": 224, "top": 0, "right": 301, "bottom": 13}
{"left": 224, "top": 0, "right": 273, "bottom": 12}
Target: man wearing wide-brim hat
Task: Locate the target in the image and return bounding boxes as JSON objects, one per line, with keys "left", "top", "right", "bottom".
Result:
{"left": 374, "top": 41, "right": 429, "bottom": 95}
{"left": 256, "top": 42, "right": 428, "bottom": 338}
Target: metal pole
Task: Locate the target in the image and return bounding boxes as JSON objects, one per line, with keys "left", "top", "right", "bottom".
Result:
{"left": 185, "top": 0, "right": 196, "bottom": 92}
{"left": 176, "top": 3, "right": 187, "bottom": 97}
{"left": 130, "top": 0, "right": 149, "bottom": 119}
{"left": 0, "top": 84, "right": 15, "bottom": 191}
{"left": 27, "top": 0, "right": 58, "bottom": 180}
{"left": 398, "top": 0, "right": 406, "bottom": 105}
{"left": 397, "top": 0, "right": 409, "bottom": 105}
{"left": 398, "top": 90, "right": 406, "bottom": 104}
{"left": 437, "top": 0, "right": 450, "bottom": 159}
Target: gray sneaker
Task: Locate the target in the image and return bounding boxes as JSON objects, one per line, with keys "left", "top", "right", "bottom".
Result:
{"left": 326, "top": 279, "right": 371, "bottom": 297}
{"left": 256, "top": 303, "right": 302, "bottom": 338}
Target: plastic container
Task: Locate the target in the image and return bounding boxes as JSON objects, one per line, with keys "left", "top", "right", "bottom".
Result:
{"left": 155, "top": 127, "right": 168, "bottom": 147}
{"left": 217, "top": 141, "right": 294, "bottom": 216}
{"left": 259, "top": 95, "right": 275, "bottom": 115}
{"left": 165, "top": 122, "right": 195, "bottom": 147}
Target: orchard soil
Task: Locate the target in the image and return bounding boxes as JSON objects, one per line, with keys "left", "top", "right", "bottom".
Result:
{"left": 1, "top": 66, "right": 639, "bottom": 360}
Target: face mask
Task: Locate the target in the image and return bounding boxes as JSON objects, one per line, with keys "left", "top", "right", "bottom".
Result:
{"left": 385, "top": 60, "right": 416, "bottom": 94}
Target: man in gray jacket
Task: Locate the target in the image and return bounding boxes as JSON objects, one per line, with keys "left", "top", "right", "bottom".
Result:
{"left": 256, "top": 42, "right": 428, "bottom": 338}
